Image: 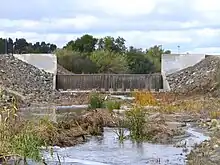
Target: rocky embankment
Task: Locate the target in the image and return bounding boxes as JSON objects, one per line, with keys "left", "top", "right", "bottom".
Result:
{"left": 167, "top": 56, "right": 220, "bottom": 97}
{"left": 0, "top": 54, "right": 84, "bottom": 107}
{"left": 57, "top": 64, "right": 74, "bottom": 75}
{"left": 186, "top": 119, "right": 220, "bottom": 165}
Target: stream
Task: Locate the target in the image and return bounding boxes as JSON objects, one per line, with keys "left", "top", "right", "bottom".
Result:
{"left": 42, "top": 126, "right": 209, "bottom": 165}
{"left": 19, "top": 94, "right": 209, "bottom": 165}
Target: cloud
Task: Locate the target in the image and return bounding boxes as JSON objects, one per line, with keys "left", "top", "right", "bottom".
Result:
{"left": 1, "top": 0, "right": 220, "bottom": 53}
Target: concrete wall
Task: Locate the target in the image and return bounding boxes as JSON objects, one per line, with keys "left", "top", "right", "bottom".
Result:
{"left": 161, "top": 54, "right": 206, "bottom": 91}
{"left": 13, "top": 54, "right": 57, "bottom": 89}
{"left": 56, "top": 74, "right": 163, "bottom": 91}
{"left": 161, "top": 54, "right": 206, "bottom": 75}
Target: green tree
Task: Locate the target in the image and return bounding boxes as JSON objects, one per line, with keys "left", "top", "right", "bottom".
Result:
{"left": 126, "top": 48, "right": 156, "bottom": 74}
{"left": 56, "top": 49, "right": 97, "bottom": 73}
{"left": 146, "top": 45, "right": 171, "bottom": 72}
{"left": 0, "top": 38, "right": 6, "bottom": 54}
{"left": 7, "top": 38, "right": 14, "bottom": 54}
{"left": 14, "top": 38, "right": 28, "bottom": 54}
{"left": 99, "top": 36, "right": 126, "bottom": 53}
{"left": 65, "top": 34, "right": 98, "bottom": 53}
{"left": 114, "top": 36, "right": 126, "bottom": 53}
{"left": 102, "top": 36, "right": 115, "bottom": 52}
{"left": 90, "top": 50, "right": 128, "bottom": 73}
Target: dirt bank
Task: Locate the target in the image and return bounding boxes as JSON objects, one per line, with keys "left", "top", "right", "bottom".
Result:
{"left": 37, "top": 109, "right": 116, "bottom": 147}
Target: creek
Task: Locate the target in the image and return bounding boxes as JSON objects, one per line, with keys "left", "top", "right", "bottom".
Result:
{"left": 42, "top": 126, "right": 209, "bottom": 165}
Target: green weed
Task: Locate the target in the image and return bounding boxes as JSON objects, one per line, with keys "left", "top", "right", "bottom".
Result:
{"left": 114, "top": 119, "right": 127, "bottom": 142}
{"left": 105, "top": 100, "right": 121, "bottom": 112}
{"left": 88, "top": 92, "right": 104, "bottom": 109}
{"left": 125, "top": 107, "right": 146, "bottom": 141}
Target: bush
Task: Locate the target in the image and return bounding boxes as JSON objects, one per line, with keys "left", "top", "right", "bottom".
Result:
{"left": 133, "top": 91, "right": 158, "bottom": 106}
{"left": 88, "top": 92, "right": 104, "bottom": 109}
{"left": 56, "top": 49, "right": 98, "bottom": 73}
{"left": 90, "top": 50, "right": 129, "bottom": 73}
{"left": 105, "top": 100, "right": 121, "bottom": 112}
{"left": 125, "top": 107, "right": 146, "bottom": 141}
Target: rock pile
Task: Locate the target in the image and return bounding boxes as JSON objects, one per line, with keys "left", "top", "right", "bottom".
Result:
{"left": 0, "top": 55, "right": 89, "bottom": 107}
{"left": 0, "top": 54, "right": 57, "bottom": 105}
{"left": 57, "top": 64, "right": 73, "bottom": 75}
{"left": 167, "top": 56, "right": 220, "bottom": 96}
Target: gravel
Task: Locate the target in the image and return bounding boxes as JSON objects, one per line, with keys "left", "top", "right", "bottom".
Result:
{"left": 167, "top": 56, "right": 220, "bottom": 96}
{"left": 0, "top": 54, "right": 59, "bottom": 105}
{"left": 57, "top": 64, "right": 73, "bottom": 75}
{"left": 0, "top": 54, "right": 89, "bottom": 107}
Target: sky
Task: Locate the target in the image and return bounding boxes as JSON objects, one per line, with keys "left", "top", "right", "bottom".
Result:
{"left": 1, "top": 0, "right": 220, "bottom": 54}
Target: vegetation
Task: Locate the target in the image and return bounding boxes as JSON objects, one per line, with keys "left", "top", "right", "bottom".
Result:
{"left": 0, "top": 91, "right": 49, "bottom": 164}
{"left": 0, "top": 38, "right": 57, "bottom": 54}
{"left": 88, "top": 92, "right": 105, "bottom": 109}
{"left": 1, "top": 34, "right": 171, "bottom": 74}
{"left": 57, "top": 35, "right": 171, "bottom": 74}
{"left": 125, "top": 107, "right": 146, "bottom": 141}
{"left": 104, "top": 100, "right": 121, "bottom": 112}
{"left": 114, "top": 119, "right": 127, "bottom": 142}
{"left": 133, "top": 91, "right": 158, "bottom": 106}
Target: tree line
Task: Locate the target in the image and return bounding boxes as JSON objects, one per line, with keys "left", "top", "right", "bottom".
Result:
{"left": 0, "top": 35, "right": 171, "bottom": 74}
{"left": 57, "top": 34, "right": 171, "bottom": 74}
{"left": 0, "top": 38, "right": 57, "bottom": 54}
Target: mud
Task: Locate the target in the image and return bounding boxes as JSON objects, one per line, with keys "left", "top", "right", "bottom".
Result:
{"left": 47, "top": 109, "right": 116, "bottom": 147}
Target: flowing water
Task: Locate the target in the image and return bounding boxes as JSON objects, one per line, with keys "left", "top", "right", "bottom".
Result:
{"left": 42, "top": 126, "right": 209, "bottom": 165}
{"left": 19, "top": 95, "right": 209, "bottom": 165}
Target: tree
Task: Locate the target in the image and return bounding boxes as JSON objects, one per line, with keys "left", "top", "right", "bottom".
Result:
{"left": 7, "top": 38, "right": 14, "bottom": 54}
{"left": 114, "top": 36, "right": 126, "bottom": 53}
{"left": 146, "top": 45, "right": 171, "bottom": 72}
{"left": 102, "top": 36, "right": 115, "bottom": 52}
{"left": 14, "top": 38, "right": 28, "bottom": 54}
{"left": 126, "top": 48, "right": 156, "bottom": 74}
{"left": 0, "top": 38, "right": 6, "bottom": 54}
{"left": 56, "top": 49, "right": 97, "bottom": 73}
{"left": 65, "top": 34, "right": 98, "bottom": 53}
{"left": 90, "top": 50, "right": 128, "bottom": 73}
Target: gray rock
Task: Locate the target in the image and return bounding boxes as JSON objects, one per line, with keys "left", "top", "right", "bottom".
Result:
{"left": 0, "top": 54, "right": 60, "bottom": 106}
{"left": 167, "top": 56, "right": 220, "bottom": 96}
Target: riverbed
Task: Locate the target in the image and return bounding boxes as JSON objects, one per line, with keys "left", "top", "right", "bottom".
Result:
{"left": 42, "top": 126, "right": 209, "bottom": 165}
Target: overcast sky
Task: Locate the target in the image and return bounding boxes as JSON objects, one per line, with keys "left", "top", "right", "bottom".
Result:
{"left": 1, "top": 0, "right": 220, "bottom": 53}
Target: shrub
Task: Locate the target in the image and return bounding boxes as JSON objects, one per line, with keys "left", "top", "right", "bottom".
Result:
{"left": 125, "top": 107, "right": 146, "bottom": 141}
{"left": 133, "top": 91, "right": 158, "bottom": 106}
{"left": 0, "top": 90, "right": 50, "bottom": 164}
{"left": 105, "top": 100, "right": 121, "bottom": 112}
{"left": 88, "top": 92, "right": 104, "bottom": 109}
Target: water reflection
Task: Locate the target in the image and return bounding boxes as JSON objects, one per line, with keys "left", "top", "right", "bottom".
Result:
{"left": 43, "top": 127, "right": 209, "bottom": 165}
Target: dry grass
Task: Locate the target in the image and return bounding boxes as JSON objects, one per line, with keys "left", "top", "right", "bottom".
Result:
{"left": 133, "top": 91, "right": 158, "bottom": 106}
{"left": 132, "top": 90, "right": 220, "bottom": 119}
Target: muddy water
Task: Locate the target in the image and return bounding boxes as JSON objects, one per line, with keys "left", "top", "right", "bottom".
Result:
{"left": 43, "top": 126, "right": 209, "bottom": 165}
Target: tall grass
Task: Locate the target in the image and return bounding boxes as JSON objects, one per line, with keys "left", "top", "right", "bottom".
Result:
{"left": 125, "top": 107, "right": 146, "bottom": 141}
{"left": 114, "top": 119, "right": 127, "bottom": 142}
{"left": 0, "top": 89, "right": 51, "bottom": 164}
